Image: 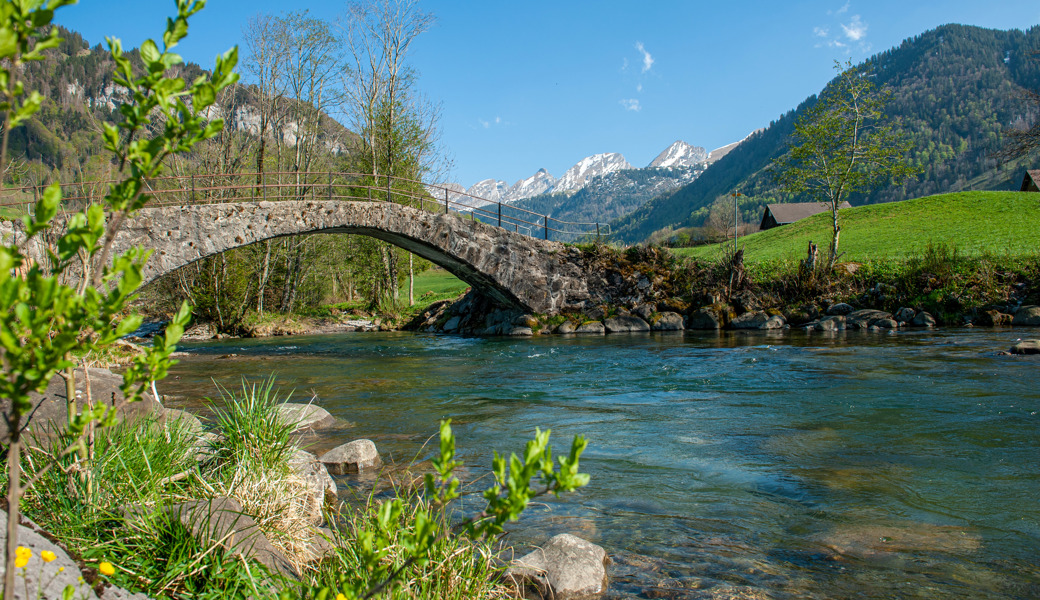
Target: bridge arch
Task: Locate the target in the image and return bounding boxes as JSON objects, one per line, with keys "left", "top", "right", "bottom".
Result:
{"left": 115, "top": 200, "right": 592, "bottom": 314}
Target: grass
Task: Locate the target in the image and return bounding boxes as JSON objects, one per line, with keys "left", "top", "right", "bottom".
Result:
{"left": 411, "top": 267, "right": 469, "bottom": 297}
{"left": 10, "top": 378, "right": 522, "bottom": 600}
{"left": 675, "top": 191, "right": 1040, "bottom": 264}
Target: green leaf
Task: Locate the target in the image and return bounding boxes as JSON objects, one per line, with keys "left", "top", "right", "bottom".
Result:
{"left": 139, "top": 38, "right": 160, "bottom": 66}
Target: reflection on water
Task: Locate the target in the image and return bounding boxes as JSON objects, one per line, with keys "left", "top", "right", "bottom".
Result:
{"left": 163, "top": 329, "right": 1040, "bottom": 599}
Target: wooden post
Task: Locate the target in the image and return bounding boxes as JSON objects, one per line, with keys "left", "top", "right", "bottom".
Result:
{"left": 191, "top": 174, "right": 195, "bottom": 204}
{"left": 544, "top": 216, "right": 549, "bottom": 240}
{"left": 444, "top": 189, "right": 449, "bottom": 214}
{"left": 498, "top": 203, "right": 502, "bottom": 227}
{"left": 327, "top": 171, "right": 333, "bottom": 201}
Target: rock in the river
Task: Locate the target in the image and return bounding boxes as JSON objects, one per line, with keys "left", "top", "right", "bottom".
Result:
{"left": 846, "top": 309, "right": 893, "bottom": 329}
{"left": 276, "top": 403, "right": 338, "bottom": 433}
{"left": 815, "top": 315, "right": 846, "bottom": 331}
{"left": 320, "top": 439, "right": 381, "bottom": 475}
{"left": 1010, "top": 340, "right": 1040, "bottom": 355}
{"left": 687, "top": 306, "right": 728, "bottom": 330}
{"left": 1012, "top": 305, "right": 1040, "bottom": 326}
{"left": 506, "top": 534, "right": 608, "bottom": 600}
{"left": 0, "top": 510, "right": 98, "bottom": 600}
{"left": 730, "top": 311, "right": 785, "bottom": 330}
{"left": 603, "top": 316, "right": 650, "bottom": 333}
{"left": 894, "top": 307, "right": 916, "bottom": 323}
{"left": 507, "top": 326, "right": 534, "bottom": 336}
{"left": 875, "top": 318, "right": 899, "bottom": 329}
{"left": 650, "top": 312, "right": 684, "bottom": 331}
{"left": 911, "top": 311, "right": 937, "bottom": 328}
{"left": 574, "top": 321, "right": 605, "bottom": 335}
{"left": 827, "top": 303, "right": 855, "bottom": 316}
{"left": 556, "top": 321, "right": 576, "bottom": 334}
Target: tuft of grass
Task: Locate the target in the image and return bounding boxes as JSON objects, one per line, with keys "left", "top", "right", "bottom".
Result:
{"left": 208, "top": 377, "right": 295, "bottom": 475}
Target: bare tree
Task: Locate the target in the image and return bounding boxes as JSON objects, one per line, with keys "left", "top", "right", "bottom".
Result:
{"left": 243, "top": 14, "right": 287, "bottom": 186}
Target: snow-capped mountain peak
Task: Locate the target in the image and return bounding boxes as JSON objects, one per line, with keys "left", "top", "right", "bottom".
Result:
{"left": 553, "top": 153, "right": 634, "bottom": 194}
{"left": 648, "top": 140, "right": 709, "bottom": 169}
{"left": 505, "top": 168, "right": 556, "bottom": 202}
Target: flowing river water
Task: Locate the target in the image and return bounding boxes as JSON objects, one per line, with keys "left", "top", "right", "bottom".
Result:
{"left": 161, "top": 328, "right": 1039, "bottom": 599}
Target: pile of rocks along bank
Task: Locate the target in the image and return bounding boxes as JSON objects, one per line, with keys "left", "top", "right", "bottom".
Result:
{"left": 410, "top": 289, "right": 1040, "bottom": 337}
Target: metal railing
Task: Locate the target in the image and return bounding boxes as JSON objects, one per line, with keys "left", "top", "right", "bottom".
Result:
{"left": 0, "top": 171, "right": 608, "bottom": 242}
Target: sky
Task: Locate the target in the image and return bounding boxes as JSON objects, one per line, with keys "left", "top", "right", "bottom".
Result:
{"left": 57, "top": 1, "right": 1040, "bottom": 188}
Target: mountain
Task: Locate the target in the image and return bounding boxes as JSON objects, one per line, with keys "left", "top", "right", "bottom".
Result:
{"left": 552, "top": 152, "right": 635, "bottom": 194}
{"left": 649, "top": 141, "right": 709, "bottom": 168}
{"left": 610, "top": 24, "right": 1040, "bottom": 243}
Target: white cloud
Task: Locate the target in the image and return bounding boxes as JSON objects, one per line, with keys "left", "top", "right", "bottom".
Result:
{"left": 814, "top": 26, "right": 829, "bottom": 38}
{"left": 478, "top": 116, "right": 503, "bottom": 129}
{"left": 841, "top": 15, "right": 867, "bottom": 41}
{"left": 635, "top": 41, "right": 654, "bottom": 73}
{"left": 836, "top": 1, "right": 850, "bottom": 15}
{"left": 637, "top": 83, "right": 643, "bottom": 93}
{"left": 620, "top": 98, "right": 641, "bottom": 112}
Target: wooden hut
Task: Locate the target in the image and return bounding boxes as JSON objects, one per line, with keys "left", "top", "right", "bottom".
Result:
{"left": 1020, "top": 170, "right": 1040, "bottom": 192}
{"left": 760, "top": 201, "right": 852, "bottom": 230}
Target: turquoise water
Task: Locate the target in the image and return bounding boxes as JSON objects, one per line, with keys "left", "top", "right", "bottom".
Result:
{"left": 165, "top": 329, "right": 1040, "bottom": 599}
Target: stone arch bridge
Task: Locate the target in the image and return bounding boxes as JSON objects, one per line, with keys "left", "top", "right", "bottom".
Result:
{"left": 116, "top": 200, "right": 593, "bottom": 314}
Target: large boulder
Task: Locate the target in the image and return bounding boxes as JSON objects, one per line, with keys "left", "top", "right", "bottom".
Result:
{"left": 911, "top": 311, "right": 937, "bottom": 328}
{"left": 165, "top": 497, "right": 296, "bottom": 579}
{"left": 506, "top": 534, "right": 608, "bottom": 600}
{"left": 0, "top": 511, "right": 98, "bottom": 600}
{"left": 650, "top": 312, "right": 684, "bottom": 331}
{"left": 276, "top": 403, "right": 338, "bottom": 434}
{"left": 603, "top": 316, "right": 649, "bottom": 333}
{"left": 574, "top": 321, "right": 605, "bottom": 335}
{"left": 320, "top": 439, "right": 381, "bottom": 475}
{"left": 1, "top": 368, "right": 161, "bottom": 445}
{"left": 1010, "top": 340, "right": 1040, "bottom": 355}
{"left": 894, "top": 307, "right": 916, "bottom": 323}
{"left": 730, "top": 311, "right": 785, "bottom": 330}
{"left": 815, "top": 315, "right": 846, "bottom": 331}
{"left": 288, "top": 449, "right": 338, "bottom": 524}
{"left": 846, "top": 309, "right": 893, "bottom": 329}
{"left": 686, "top": 305, "right": 733, "bottom": 330}
{"left": 1012, "top": 305, "right": 1040, "bottom": 326}
{"left": 827, "top": 302, "right": 855, "bottom": 316}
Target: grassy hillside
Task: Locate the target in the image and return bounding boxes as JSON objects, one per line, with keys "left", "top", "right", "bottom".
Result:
{"left": 674, "top": 191, "right": 1040, "bottom": 264}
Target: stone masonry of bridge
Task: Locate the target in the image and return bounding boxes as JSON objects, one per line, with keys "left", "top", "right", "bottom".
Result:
{"left": 109, "top": 200, "right": 593, "bottom": 314}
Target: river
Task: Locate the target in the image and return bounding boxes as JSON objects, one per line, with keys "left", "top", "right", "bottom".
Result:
{"left": 161, "top": 328, "right": 1040, "bottom": 599}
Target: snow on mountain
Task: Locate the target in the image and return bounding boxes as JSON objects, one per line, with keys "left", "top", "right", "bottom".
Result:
{"left": 553, "top": 153, "right": 634, "bottom": 194}
{"left": 648, "top": 140, "right": 709, "bottom": 169}
{"left": 504, "top": 168, "right": 556, "bottom": 203}
{"left": 466, "top": 178, "right": 509, "bottom": 206}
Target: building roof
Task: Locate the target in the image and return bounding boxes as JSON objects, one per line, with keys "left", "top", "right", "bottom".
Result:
{"left": 1021, "top": 170, "right": 1040, "bottom": 192}
{"left": 764, "top": 201, "right": 852, "bottom": 224}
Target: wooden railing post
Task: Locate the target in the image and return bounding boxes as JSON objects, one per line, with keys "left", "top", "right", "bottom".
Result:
{"left": 497, "top": 203, "right": 502, "bottom": 228}
{"left": 328, "top": 171, "right": 333, "bottom": 201}
{"left": 544, "top": 216, "right": 548, "bottom": 240}
{"left": 444, "top": 189, "right": 448, "bottom": 214}
{"left": 191, "top": 174, "right": 195, "bottom": 204}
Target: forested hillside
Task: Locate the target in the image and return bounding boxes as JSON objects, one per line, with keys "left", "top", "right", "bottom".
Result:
{"left": 611, "top": 24, "right": 1040, "bottom": 243}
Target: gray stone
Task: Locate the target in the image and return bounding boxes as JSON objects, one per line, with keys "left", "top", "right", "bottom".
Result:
{"left": 1, "top": 368, "right": 161, "bottom": 445}
{"left": 158, "top": 408, "right": 205, "bottom": 437}
{"left": 827, "top": 302, "right": 855, "bottom": 316}
{"left": 894, "top": 307, "right": 916, "bottom": 322}
{"left": 506, "top": 534, "right": 608, "bottom": 600}
{"left": 686, "top": 307, "right": 723, "bottom": 330}
{"left": 320, "top": 439, "right": 381, "bottom": 475}
{"left": 1012, "top": 305, "right": 1040, "bottom": 326}
{"left": 276, "top": 403, "right": 338, "bottom": 433}
{"left": 165, "top": 497, "right": 297, "bottom": 579}
{"left": 555, "top": 321, "right": 576, "bottom": 334}
{"left": 507, "top": 327, "right": 534, "bottom": 336}
{"left": 1010, "top": 340, "right": 1040, "bottom": 355}
{"left": 603, "top": 316, "right": 650, "bottom": 333}
{"left": 847, "top": 309, "right": 893, "bottom": 329}
{"left": 300, "top": 527, "right": 337, "bottom": 564}
{"left": 574, "top": 321, "right": 605, "bottom": 334}
{"left": 442, "top": 316, "right": 461, "bottom": 332}
{"left": 632, "top": 303, "right": 656, "bottom": 321}
{"left": 0, "top": 511, "right": 98, "bottom": 599}
{"left": 815, "top": 315, "right": 846, "bottom": 331}
{"left": 650, "top": 312, "right": 684, "bottom": 331}
{"left": 875, "top": 318, "right": 899, "bottom": 329}
{"left": 731, "top": 311, "right": 785, "bottom": 330}
{"left": 99, "top": 587, "right": 152, "bottom": 600}
{"left": 911, "top": 311, "right": 937, "bottom": 327}
{"left": 288, "top": 449, "right": 338, "bottom": 524}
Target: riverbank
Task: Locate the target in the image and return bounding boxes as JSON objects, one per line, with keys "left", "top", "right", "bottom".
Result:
{"left": 7, "top": 368, "right": 605, "bottom": 600}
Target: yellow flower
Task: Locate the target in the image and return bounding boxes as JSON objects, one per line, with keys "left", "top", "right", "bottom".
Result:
{"left": 336, "top": 594, "right": 347, "bottom": 600}
{"left": 40, "top": 550, "right": 57, "bottom": 563}
{"left": 15, "top": 547, "right": 31, "bottom": 569}
{"left": 98, "top": 562, "right": 115, "bottom": 576}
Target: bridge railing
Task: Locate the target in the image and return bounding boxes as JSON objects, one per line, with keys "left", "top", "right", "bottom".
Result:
{"left": 0, "top": 171, "right": 608, "bottom": 243}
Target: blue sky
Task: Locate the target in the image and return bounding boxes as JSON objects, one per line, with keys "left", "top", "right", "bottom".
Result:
{"left": 57, "top": 1, "right": 1040, "bottom": 188}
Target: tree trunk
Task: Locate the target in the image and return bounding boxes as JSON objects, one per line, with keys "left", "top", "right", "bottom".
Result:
{"left": 257, "top": 240, "right": 271, "bottom": 314}
{"left": 408, "top": 253, "right": 414, "bottom": 306}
